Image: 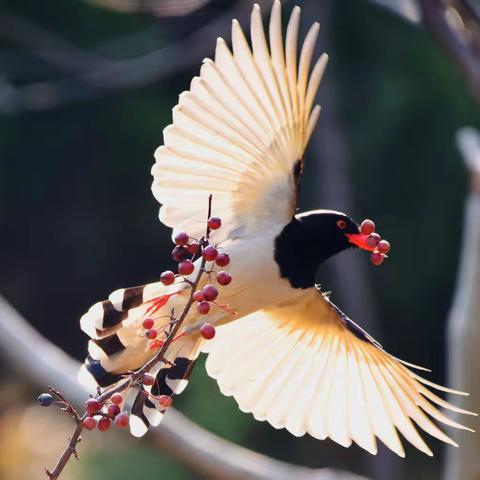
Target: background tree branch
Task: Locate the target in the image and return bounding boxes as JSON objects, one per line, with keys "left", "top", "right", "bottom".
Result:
{"left": 0, "top": 0, "right": 269, "bottom": 113}
{"left": 420, "top": 0, "right": 480, "bottom": 107}
{"left": 443, "top": 127, "right": 480, "bottom": 480}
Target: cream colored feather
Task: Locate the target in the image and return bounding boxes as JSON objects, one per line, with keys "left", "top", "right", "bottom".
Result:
{"left": 203, "top": 290, "right": 475, "bottom": 457}
{"left": 151, "top": 1, "right": 327, "bottom": 242}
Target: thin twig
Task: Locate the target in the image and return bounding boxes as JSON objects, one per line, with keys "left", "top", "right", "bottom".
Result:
{"left": 44, "top": 195, "right": 214, "bottom": 479}
{"left": 44, "top": 413, "right": 86, "bottom": 479}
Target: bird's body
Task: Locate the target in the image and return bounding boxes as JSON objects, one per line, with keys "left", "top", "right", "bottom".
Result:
{"left": 78, "top": 0, "right": 475, "bottom": 457}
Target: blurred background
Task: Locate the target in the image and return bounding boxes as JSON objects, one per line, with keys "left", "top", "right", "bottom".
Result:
{"left": 1, "top": 0, "right": 480, "bottom": 479}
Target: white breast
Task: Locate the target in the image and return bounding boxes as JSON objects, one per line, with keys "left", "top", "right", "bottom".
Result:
{"left": 211, "top": 226, "right": 308, "bottom": 322}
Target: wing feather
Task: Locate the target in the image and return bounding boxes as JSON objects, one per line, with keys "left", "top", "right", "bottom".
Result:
{"left": 204, "top": 289, "right": 475, "bottom": 456}
{"left": 152, "top": 2, "right": 327, "bottom": 241}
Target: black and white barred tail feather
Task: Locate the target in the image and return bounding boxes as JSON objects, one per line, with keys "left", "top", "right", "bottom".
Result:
{"left": 80, "top": 283, "right": 164, "bottom": 340}
{"left": 79, "top": 281, "right": 167, "bottom": 392}
{"left": 129, "top": 337, "right": 201, "bottom": 437}
{"left": 78, "top": 279, "right": 201, "bottom": 436}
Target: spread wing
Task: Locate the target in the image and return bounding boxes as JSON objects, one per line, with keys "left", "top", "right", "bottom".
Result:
{"left": 151, "top": 1, "right": 327, "bottom": 241}
{"left": 203, "top": 289, "right": 475, "bottom": 457}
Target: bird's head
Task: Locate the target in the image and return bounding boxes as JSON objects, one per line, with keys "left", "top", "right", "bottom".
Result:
{"left": 295, "top": 210, "right": 360, "bottom": 255}
{"left": 275, "top": 210, "right": 390, "bottom": 288}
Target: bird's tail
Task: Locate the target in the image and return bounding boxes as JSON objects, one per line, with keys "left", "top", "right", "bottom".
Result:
{"left": 78, "top": 280, "right": 202, "bottom": 436}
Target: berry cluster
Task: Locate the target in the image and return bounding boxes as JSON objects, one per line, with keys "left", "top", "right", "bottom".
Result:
{"left": 360, "top": 219, "right": 391, "bottom": 266}
{"left": 146, "top": 215, "right": 233, "bottom": 345}
{"left": 37, "top": 392, "right": 130, "bottom": 431}
{"left": 82, "top": 395, "right": 129, "bottom": 431}
{"left": 37, "top": 376, "right": 175, "bottom": 435}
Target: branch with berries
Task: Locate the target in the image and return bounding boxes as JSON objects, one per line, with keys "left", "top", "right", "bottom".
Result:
{"left": 37, "top": 194, "right": 233, "bottom": 480}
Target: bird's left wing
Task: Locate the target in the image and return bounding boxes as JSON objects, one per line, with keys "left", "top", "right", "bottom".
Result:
{"left": 202, "top": 289, "right": 475, "bottom": 457}
{"left": 152, "top": 1, "right": 327, "bottom": 242}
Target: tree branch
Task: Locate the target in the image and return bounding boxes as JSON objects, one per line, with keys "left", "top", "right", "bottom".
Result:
{"left": 443, "top": 127, "right": 480, "bottom": 480}
{"left": 419, "top": 0, "right": 480, "bottom": 107}
{"left": 367, "top": 0, "right": 421, "bottom": 23}
{"left": 0, "top": 1, "right": 270, "bottom": 113}
{"left": 86, "top": 0, "right": 211, "bottom": 17}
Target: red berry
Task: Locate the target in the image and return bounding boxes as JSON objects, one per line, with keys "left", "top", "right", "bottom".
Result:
{"left": 370, "top": 252, "right": 385, "bottom": 266}
{"left": 174, "top": 231, "right": 189, "bottom": 246}
{"left": 215, "top": 253, "right": 230, "bottom": 267}
{"left": 98, "top": 417, "right": 111, "bottom": 432}
{"left": 216, "top": 271, "right": 232, "bottom": 286}
{"left": 142, "top": 373, "right": 156, "bottom": 386}
{"left": 202, "top": 285, "right": 218, "bottom": 302}
{"left": 146, "top": 329, "right": 158, "bottom": 340}
{"left": 366, "top": 233, "right": 381, "bottom": 249}
{"left": 172, "top": 246, "right": 189, "bottom": 262}
{"left": 83, "top": 416, "right": 97, "bottom": 431}
{"left": 143, "top": 317, "right": 154, "bottom": 330}
{"left": 160, "top": 270, "right": 175, "bottom": 286}
{"left": 200, "top": 322, "right": 216, "bottom": 340}
{"left": 193, "top": 290, "right": 204, "bottom": 302}
{"left": 85, "top": 398, "right": 101, "bottom": 415}
{"left": 158, "top": 395, "right": 172, "bottom": 408}
{"left": 107, "top": 404, "right": 121, "bottom": 418}
{"left": 115, "top": 412, "right": 129, "bottom": 428}
{"left": 207, "top": 217, "right": 222, "bottom": 230}
{"left": 377, "top": 240, "right": 390, "bottom": 254}
{"left": 202, "top": 245, "right": 218, "bottom": 261}
{"left": 178, "top": 260, "right": 195, "bottom": 276}
{"left": 360, "top": 219, "right": 376, "bottom": 235}
{"left": 197, "top": 301, "right": 210, "bottom": 315}
{"left": 187, "top": 242, "right": 199, "bottom": 254}
{"left": 111, "top": 393, "right": 124, "bottom": 405}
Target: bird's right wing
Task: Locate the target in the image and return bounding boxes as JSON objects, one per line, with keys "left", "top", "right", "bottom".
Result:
{"left": 202, "top": 289, "right": 475, "bottom": 457}
{"left": 151, "top": 1, "right": 327, "bottom": 242}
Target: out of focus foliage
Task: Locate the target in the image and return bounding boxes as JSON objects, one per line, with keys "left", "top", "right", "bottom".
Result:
{"left": 0, "top": 1, "right": 478, "bottom": 479}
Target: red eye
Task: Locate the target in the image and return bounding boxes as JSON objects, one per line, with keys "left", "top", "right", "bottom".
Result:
{"left": 337, "top": 220, "right": 347, "bottom": 229}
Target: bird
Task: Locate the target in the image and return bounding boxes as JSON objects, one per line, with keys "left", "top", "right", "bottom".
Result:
{"left": 78, "top": 0, "right": 475, "bottom": 457}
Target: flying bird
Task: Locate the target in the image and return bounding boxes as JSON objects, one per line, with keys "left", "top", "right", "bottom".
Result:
{"left": 78, "top": 1, "right": 474, "bottom": 457}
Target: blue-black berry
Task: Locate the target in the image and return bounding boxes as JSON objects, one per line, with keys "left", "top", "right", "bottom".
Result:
{"left": 37, "top": 393, "right": 53, "bottom": 407}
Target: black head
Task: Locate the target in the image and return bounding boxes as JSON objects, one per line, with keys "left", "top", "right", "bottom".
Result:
{"left": 274, "top": 209, "right": 363, "bottom": 289}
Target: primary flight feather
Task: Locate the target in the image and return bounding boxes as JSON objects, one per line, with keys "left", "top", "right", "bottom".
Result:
{"left": 78, "top": 0, "right": 474, "bottom": 456}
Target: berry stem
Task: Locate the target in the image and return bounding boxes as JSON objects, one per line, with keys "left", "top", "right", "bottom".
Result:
{"left": 43, "top": 195, "right": 215, "bottom": 480}
{"left": 44, "top": 391, "right": 86, "bottom": 479}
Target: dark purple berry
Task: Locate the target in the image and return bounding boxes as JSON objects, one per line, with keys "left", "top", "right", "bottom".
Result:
{"left": 37, "top": 393, "right": 53, "bottom": 407}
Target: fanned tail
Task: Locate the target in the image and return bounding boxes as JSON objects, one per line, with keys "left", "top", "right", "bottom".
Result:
{"left": 77, "top": 280, "right": 202, "bottom": 436}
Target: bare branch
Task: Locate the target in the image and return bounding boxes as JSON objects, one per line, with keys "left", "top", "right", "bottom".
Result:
{"left": 419, "top": 0, "right": 480, "bottom": 107}
{"left": 0, "top": 11, "right": 110, "bottom": 75}
{"left": 443, "top": 128, "right": 480, "bottom": 480}
{"left": 368, "top": 0, "right": 422, "bottom": 23}
{"left": 42, "top": 196, "right": 219, "bottom": 479}
{"left": 86, "top": 0, "right": 211, "bottom": 17}
{"left": 0, "top": 1, "right": 270, "bottom": 113}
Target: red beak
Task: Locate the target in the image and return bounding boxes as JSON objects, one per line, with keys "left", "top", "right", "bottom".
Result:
{"left": 345, "top": 233, "right": 377, "bottom": 252}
